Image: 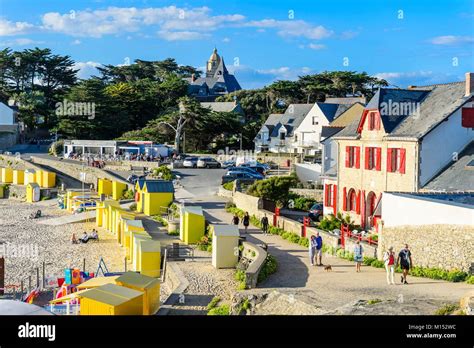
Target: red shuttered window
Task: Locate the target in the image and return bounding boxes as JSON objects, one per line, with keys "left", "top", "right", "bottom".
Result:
{"left": 387, "top": 148, "right": 406, "bottom": 174}
{"left": 332, "top": 185, "right": 337, "bottom": 215}
{"left": 345, "top": 146, "right": 360, "bottom": 168}
{"left": 365, "top": 147, "right": 381, "bottom": 171}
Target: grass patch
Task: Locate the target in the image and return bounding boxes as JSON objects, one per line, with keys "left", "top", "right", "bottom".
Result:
{"left": 367, "top": 299, "right": 382, "bottom": 305}
{"left": 434, "top": 304, "right": 459, "bottom": 315}
{"left": 207, "top": 304, "right": 230, "bottom": 316}
{"left": 206, "top": 296, "right": 221, "bottom": 311}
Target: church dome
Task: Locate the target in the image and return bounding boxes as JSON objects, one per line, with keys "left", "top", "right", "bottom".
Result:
{"left": 209, "top": 48, "right": 220, "bottom": 61}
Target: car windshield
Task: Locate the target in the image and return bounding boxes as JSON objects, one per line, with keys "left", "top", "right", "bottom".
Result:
{"left": 311, "top": 204, "right": 322, "bottom": 210}
{"left": 185, "top": 157, "right": 197, "bottom": 161}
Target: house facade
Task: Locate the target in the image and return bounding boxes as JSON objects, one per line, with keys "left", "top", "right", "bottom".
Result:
{"left": 323, "top": 73, "right": 474, "bottom": 229}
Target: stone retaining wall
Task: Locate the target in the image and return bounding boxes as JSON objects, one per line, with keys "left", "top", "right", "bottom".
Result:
{"left": 379, "top": 224, "right": 474, "bottom": 272}
{"left": 31, "top": 155, "right": 132, "bottom": 189}
{"left": 290, "top": 188, "right": 323, "bottom": 201}
{"left": 242, "top": 241, "right": 267, "bottom": 289}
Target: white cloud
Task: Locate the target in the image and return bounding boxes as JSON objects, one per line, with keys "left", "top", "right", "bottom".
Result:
{"left": 73, "top": 61, "right": 102, "bottom": 79}
{"left": 245, "top": 19, "right": 333, "bottom": 40}
{"left": 0, "top": 38, "right": 43, "bottom": 46}
{"left": 0, "top": 19, "right": 34, "bottom": 36}
{"left": 71, "top": 39, "right": 81, "bottom": 45}
{"left": 308, "top": 43, "right": 326, "bottom": 50}
{"left": 157, "top": 30, "right": 209, "bottom": 41}
{"left": 222, "top": 37, "right": 231, "bottom": 43}
{"left": 430, "top": 35, "right": 474, "bottom": 45}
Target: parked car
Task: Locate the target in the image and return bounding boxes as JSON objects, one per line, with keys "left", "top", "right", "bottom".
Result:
{"left": 197, "top": 157, "right": 222, "bottom": 168}
{"left": 308, "top": 203, "right": 324, "bottom": 222}
{"left": 222, "top": 171, "right": 264, "bottom": 184}
{"left": 239, "top": 163, "right": 267, "bottom": 175}
{"left": 221, "top": 160, "right": 236, "bottom": 168}
{"left": 182, "top": 157, "right": 199, "bottom": 168}
{"left": 226, "top": 166, "right": 260, "bottom": 175}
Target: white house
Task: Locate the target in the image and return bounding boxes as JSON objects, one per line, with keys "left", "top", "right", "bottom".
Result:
{"left": 0, "top": 102, "right": 17, "bottom": 125}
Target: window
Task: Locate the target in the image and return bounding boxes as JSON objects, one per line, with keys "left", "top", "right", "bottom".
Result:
{"left": 345, "top": 146, "right": 360, "bottom": 168}
{"left": 367, "top": 111, "right": 380, "bottom": 131}
{"left": 312, "top": 117, "right": 319, "bottom": 125}
{"left": 348, "top": 189, "right": 357, "bottom": 212}
{"left": 365, "top": 147, "right": 381, "bottom": 171}
{"left": 279, "top": 131, "right": 285, "bottom": 140}
{"left": 324, "top": 184, "right": 333, "bottom": 207}
{"left": 387, "top": 148, "right": 406, "bottom": 174}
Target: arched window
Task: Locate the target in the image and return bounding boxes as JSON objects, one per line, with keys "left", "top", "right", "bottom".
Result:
{"left": 348, "top": 189, "right": 357, "bottom": 211}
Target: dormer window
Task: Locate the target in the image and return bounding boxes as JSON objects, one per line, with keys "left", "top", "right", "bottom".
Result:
{"left": 368, "top": 111, "right": 380, "bottom": 130}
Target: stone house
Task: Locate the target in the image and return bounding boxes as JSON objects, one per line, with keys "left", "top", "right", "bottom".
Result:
{"left": 322, "top": 72, "right": 474, "bottom": 230}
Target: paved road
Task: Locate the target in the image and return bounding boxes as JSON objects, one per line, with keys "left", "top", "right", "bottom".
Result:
{"left": 172, "top": 170, "right": 472, "bottom": 314}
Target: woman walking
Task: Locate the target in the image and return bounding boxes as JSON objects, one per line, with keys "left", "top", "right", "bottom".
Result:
{"left": 242, "top": 212, "right": 250, "bottom": 233}
{"left": 353, "top": 240, "right": 363, "bottom": 272}
{"left": 383, "top": 246, "right": 396, "bottom": 285}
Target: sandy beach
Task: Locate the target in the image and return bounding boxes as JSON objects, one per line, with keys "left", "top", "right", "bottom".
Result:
{"left": 0, "top": 199, "right": 127, "bottom": 289}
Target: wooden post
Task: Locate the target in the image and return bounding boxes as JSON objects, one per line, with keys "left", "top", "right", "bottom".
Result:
{"left": 83, "top": 258, "right": 86, "bottom": 273}
{"left": 42, "top": 262, "right": 45, "bottom": 289}
{"left": 0, "top": 257, "right": 4, "bottom": 296}
{"left": 124, "top": 257, "right": 127, "bottom": 272}
{"left": 28, "top": 276, "right": 31, "bottom": 292}
{"left": 36, "top": 268, "right": 39, "bottom": 288}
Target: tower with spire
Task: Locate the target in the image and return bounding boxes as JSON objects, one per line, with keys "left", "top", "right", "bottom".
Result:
{"left": 185, "top": 47, "right": 241, "bottom": 101}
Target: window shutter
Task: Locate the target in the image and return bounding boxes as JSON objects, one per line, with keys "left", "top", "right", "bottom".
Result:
{"left": 375, "top": 112, "right": 381, "bottom": 130}
{"left": 332, "top": 185, "right": 337, "bottom": 215}
{"left": 324, "top": 184, "right": 329, "bottom": 206}
{"left": 399, "top": 148, "right": 406, "bottom": 174}
{"left": 342, "top": 187, "right": 347, "bottom": 211}
{"left": 387, "top": 148, "right": 392, "bottom": 173}
{"left": 356, "top": 190, "right": 361, "bottom": 214}
{"left": 375, "top": 148, "right": 382, "bottom": 171}
{"left": 364, "top": 147, "right": 370, "bottom": 169}
{"left": 345, "top": 147, "right": 350, "bottom": 167}
{"left": 355, "top": 147, "right": 360, "bottom": 168}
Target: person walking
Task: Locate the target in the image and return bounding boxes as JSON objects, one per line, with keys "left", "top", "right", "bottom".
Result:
{"left": 353, "top": 240, "right": 364, "bottom": 272}
{"left": 397, "top": 244, "right": 413, "bottom": 284}
{"left": 242, "top": 212, "right": 250, "bottom": 234}
{"left": 260, "top": 214, "right": 269, "bottom": 235}
{"left": 383, "top": 246, "right": 396, "bottom": 285}
{"left": 315, "top": 232, "right": 323, "bottom": 266}
{"left": 232, "top": 214, "right": 240, "bottom": 226}
{"left": 309, "top": 235, "right": 318, "bottom": 266}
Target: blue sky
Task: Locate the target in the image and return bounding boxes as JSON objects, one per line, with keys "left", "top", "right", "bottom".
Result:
{"left": 1, "top": 0, "right": 473, "bottom": 89}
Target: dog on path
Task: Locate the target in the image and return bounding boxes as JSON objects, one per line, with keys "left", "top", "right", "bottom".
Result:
{"left": 324, "top": 265, "right": 332, "bottom": 272}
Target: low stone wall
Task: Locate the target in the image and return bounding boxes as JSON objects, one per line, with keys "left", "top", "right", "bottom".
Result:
{"left": 217, "top": 186, "right": 233, "bottom": 199}
{"left": 379, "top": 224, "right": 474, "bottom": 272}
{"left": 104, "top": 160, "right": 162, "bottom": 171}
{"left": 306, "top": 227, "right": 340, "bottom": 249}
{"left": 242, "top": 241, "right": 267, "bottom": 289}
{"left": 233, "top": 191, "right": 261, "bottom": 216}
{"left": 31, "top": 155, "right": 132, "bottom": 189}
{"left": 290, "top": 188, "right": 323, "bottom": 201}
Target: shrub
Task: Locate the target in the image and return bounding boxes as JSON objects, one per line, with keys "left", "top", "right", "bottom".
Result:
{"left": 363, "top": 257, "right": 377, "bottom": 266}
{"left": 121, "top": 189, "right": 135, "bottom": 200}
{"left": 367, "top": 299, "right": 382, "bottom": 305}
{"left": 152, "top": 166, "right": 175, "bottom": 181}
{"left": 168, "top": 231, "right": 179, "bottom": 236}
{"left": 466, "top": 275, "right": 474, "bottom": 284}
{"left": 235, "top": 270, "right": 247, "bottom": 290}
{"left": 257, "top": 254, "right": 278, "bottom": 283}
{"left": 292, "top": 196, "right": 317, "bottom": 211}
{"left": 49, "top": 140, "right": 64, "bottom": 157}
{"left": 129, "top": 203, "right": 137, "bottom": 211}
{"left": 446, "top": 269, "right": 468, "bottom": 282}
{"left": 207, "top": 296, "right": 221, "bottom": 310}
{"left": 225, "top": 201, "right": 236, "bottom": 210}
{"left": 222, "top": 181, "right": 234, "bottom": 191}
{"left": 299, "top": 237, "right": 309, "bottom": 248}
{"left": 435, "top": 304, "right": 459, "bottom": 315}
{"left": 370, "top": 259, "right": 385, "bottom": 268}
{"left": 247, "top": 175, "right": 297, "bottom": 206}
{"left": 207, "top": 304, "right": 230, "bottom": 316}
{"left": 152, "top": 215, "right": 168, "bottom": 227}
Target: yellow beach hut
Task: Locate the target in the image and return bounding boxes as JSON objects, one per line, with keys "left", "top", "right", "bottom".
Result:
{"left": 13, "top": 170, "right": 24, "bottom": 185}
{"left": 1, "top": 167, "right": 13, "bottom": 183}
{"left": 115, "top": 272, "right": 160, "bottom": 315}
{"left": 79, "top": 283, "right": 143, "bottom": 315}
{"left": 140, "top": 180, "right": 174, "bottom": 216}
{"left": 180, "top": 206, "right": 205, "bottom": 244}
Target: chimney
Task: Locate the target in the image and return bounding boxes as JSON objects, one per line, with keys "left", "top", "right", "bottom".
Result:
{"left": 465, "top": 72, "right": 474, "bottom": 97}
{"left": 191, "top": 73, "right": 196, "bottom": 82}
